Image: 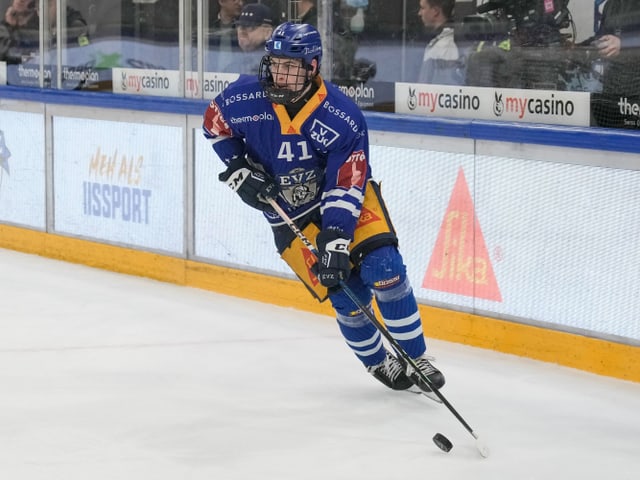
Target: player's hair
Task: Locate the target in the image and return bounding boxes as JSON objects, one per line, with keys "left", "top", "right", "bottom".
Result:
{"left": 427, "top": 0, "right": 455, "bottom": 20}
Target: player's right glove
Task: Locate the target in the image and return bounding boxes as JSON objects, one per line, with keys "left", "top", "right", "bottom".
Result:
{"left": 316, "top": 228, "right": 351, "bottom": 288}
{"left": 218, "top": 155, "right": 279, "bottom": 212}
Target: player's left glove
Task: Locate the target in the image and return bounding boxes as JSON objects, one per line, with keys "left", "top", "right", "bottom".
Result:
{"left": 316, "top": 228, "right": 351, "bottom": 288}
{"left": 218, "top": 155, "right": 279, "bottom": 212}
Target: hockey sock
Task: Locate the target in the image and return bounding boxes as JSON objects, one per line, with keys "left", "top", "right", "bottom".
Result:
{"left": 359, "top": 245, "right": 427, "bottom": 358}
{"left": 374, "top": 277, "right": 427, "bottom": 358}
{"left": 336, "top": 315, "right": 386, "bottom": 367}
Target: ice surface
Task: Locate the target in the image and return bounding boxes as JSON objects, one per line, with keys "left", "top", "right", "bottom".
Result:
{"left": 0, "top": 248, "right": 638, "bottom": 479}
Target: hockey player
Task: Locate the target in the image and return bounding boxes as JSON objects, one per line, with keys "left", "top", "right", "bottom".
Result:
{"left": 202, "top": 22, "right": 445, "bottom": 393}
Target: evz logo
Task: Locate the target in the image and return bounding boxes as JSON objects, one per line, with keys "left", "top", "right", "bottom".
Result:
{"left": 279, "top": 167, "right": 320, "bottom": 207}
{"left": 309, "top": 119, "right": 340, "bottom": 148}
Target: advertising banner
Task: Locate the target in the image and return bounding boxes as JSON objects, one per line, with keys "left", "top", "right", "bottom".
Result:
{"left": 591, "top": 94, "right": 640, "bottom": 129}
{"left": 52, "top": 117, "right": 184, "bottom": 253}
{"left": 333, "top": 80, "right": 395, "bottom": 111}
{"left": 370, "top": 143, "right": 640, "bottom": 342}
{"left": 184, "top": 72, "right": 241, "bottom": 100}
{"left": 5, "top": 64, "right": 110, "bottom": 90}
{"left": 0, "top": 110, "right": 45, "bottom": 229}
{"left": 112, "top": 68, "right": 181, "bottom": 97}
{"left": 395, "top": 83, "right": 591, "bottom": 126}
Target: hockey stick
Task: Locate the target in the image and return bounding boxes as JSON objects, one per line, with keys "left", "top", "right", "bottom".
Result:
{"left": 267, "top": 197, "right": 490, "bottom": 458}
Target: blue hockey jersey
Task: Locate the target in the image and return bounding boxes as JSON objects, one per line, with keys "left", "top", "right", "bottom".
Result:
{"left": 203, "top": 74, "right": 370, "bottom": 240}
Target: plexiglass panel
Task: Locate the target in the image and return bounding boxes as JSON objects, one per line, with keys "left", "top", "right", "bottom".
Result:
{"left": 0, "top": 1, "right": 638, "bottom": 129}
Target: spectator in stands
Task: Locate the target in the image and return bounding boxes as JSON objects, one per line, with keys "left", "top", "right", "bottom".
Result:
{"left": 209, "top": 0, "right": 244, "bottom": 71}
{"left": 595, "top": 0, "right": 640, "bottom": 58}
{"left": 0, "top": 0, "right": 88, "bottom": 63}
{"left": 587, "top": 0, "right": 640, "bottom": 127}
{"left": 594, "top": 0, "right": 640, "bottom": 96}
{"left": 260, "top": 0, "right": 287, "bottom": 24}
{"left": 297, "top": 0, "right": 358, "bottom": 82}
{"left": 416, "top": 0, "right": 464, "bottom": 85}
{"left": 225, "top": 3, "right": 273, "bottom": 74}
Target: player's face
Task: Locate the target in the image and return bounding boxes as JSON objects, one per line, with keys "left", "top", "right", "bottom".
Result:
{"left": 269, "top": 57, "right": 308, "bottom": 92}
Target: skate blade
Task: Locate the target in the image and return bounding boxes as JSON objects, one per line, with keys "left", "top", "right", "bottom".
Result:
{"left": 406, "top": 385, "right": 443, "bottom": 404}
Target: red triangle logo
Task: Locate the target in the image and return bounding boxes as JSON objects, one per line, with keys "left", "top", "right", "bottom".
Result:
{"left": 356, "top": 206, "right": 381, "bottom": 228}
{"left": 422, "top": 168, "right": 502, "bottom": 302}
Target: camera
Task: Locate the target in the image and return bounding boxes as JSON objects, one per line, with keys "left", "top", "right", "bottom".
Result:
{"left": 467, "top": 0, "right": 572, "bottom": 46}
{"left": 463, "top": 1, "right": 579, "bottom": 90}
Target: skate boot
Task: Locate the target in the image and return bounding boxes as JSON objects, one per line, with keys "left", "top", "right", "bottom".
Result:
{"left": 366, "top": 351, "right": 413, "bottom": 390}
{"left": 404, "top": 354, "right": 445, "bottom": 392}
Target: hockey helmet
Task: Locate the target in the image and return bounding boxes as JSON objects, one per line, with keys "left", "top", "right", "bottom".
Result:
{"left": 259, "top": 22, "right": 322, "bottom": 104}
{"left": 264, "top": 22, "right": 323, "bottom": 66}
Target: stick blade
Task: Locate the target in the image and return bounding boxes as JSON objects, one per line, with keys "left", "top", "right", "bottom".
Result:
{"left": 475, "top": 437, "right": 490, "bottom": 458}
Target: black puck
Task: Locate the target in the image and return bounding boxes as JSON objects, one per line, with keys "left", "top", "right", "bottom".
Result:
{"left": 433, "top": 433, "right": 453, "bottom": 452}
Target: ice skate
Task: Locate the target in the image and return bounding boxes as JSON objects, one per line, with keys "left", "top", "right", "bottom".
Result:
{"left": 367, "top": 351, "right": 413, "bottom": 390}
{"left": 404, "top": 354, "right": 445, "bottom": 393}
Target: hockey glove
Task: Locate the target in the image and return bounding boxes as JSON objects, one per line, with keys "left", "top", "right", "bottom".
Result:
{"left": 316, "top": 229, "right": 351, "bottom": 288}
{"left": 218, "top": 156, "right": 279, "bottom": 212}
